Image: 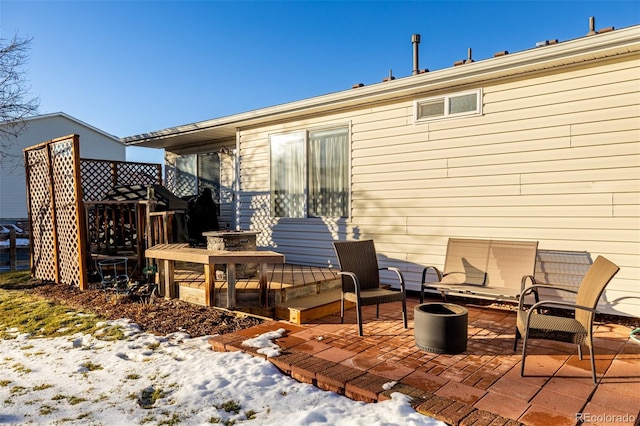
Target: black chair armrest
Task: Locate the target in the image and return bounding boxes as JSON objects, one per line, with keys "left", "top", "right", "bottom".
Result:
{"left": 337, "top": 271, "right": 361, "bottom": 298}
{"left": 521, "top": 274, "right": 539, "bottom": 304}
{"left": 380, "top": 267, "right": 406, "bottom": 292}
{"left": 528, "top": 299, "right": 598, "bottom": 315}
{"left": 524, "top": 300, "right": 600, "bottom": 332}
{"left": 518, "top": 284, "right": 579, "bottom": 310}
{"left": 421, "top": 265, "right": 443, "bottom": 284}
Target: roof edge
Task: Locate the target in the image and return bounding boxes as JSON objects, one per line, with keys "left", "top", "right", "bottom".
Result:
{"left": 24, "top": 112, "right": 122, "bottom": 143}
{"left": 122, "top": 24, "right": 640, "bottom": 146}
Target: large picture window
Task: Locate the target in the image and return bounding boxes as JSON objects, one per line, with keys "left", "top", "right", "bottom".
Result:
{"left": 270, "top": 127, "right": 349, "bottom": 218}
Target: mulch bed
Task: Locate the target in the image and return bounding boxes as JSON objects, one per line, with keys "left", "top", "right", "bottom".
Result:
{"left": 23, "top": 280, "right": 265, "bottom": 337}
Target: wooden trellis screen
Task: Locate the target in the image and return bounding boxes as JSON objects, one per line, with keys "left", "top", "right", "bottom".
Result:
{"left": 81, "top": 158, "right": 162, "bottom": 201}
{"left": 24, "top": 134, "right": 88, "bottom": 289}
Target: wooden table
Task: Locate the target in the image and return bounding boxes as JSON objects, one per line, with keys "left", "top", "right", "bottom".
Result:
{"left": 145, "top": 243, "right": 285, "bottom": 309}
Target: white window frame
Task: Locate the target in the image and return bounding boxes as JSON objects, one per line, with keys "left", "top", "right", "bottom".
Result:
{"left": 269, "top": 124, "right": 351, "bottom": 219}
{"left": 414, "top": 89, "right": 482, "bottom": 123}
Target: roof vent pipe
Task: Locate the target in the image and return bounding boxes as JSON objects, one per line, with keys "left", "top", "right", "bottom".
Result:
{"left": 587, "top": 16, "right": 597, "bottom": 35}
{"left": 383, "top": 69, "right": 395, "bottom": 82}
{"left": 465, "top": 48, "right": 474, "bottom": 64}
{"left": 412, "top": 34, "right": 421, "bottom": 75}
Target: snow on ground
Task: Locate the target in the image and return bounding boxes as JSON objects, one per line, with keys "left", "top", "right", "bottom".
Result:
{"left": 0, "top": 318, "right": 444, "bottom": 425}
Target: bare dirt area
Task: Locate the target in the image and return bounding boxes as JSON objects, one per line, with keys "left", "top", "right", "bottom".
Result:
{"left": 25, "top": 281, "right": 265, "bottom": 337}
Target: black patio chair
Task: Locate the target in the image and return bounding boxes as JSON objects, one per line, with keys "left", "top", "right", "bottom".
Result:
{"left": 333, "top": 239, "right": 407, "bottom": 336}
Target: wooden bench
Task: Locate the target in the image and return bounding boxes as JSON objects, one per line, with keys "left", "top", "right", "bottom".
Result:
{"left": 421, "top": 238, "right": 539, "bottom": 302}
{"left": 145, "top": 243, "right": 285, "bottom": 309}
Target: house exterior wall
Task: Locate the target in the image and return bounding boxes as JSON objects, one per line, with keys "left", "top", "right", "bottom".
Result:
{"left": 0, "top": 114, "right": 124, "bottom": 220}
{"left": 236, "top": 52, "right": 640, "bottom": 317}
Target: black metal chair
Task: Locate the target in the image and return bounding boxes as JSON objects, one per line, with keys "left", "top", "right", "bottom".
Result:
{"left": 333, "top": 240, "right": 407, "bottom": 336}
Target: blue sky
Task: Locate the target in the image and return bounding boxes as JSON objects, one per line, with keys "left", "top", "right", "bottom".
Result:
{"left": 2, "top": 1, "right": 639, "bottom": 164}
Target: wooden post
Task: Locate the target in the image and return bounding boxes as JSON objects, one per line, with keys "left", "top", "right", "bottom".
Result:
{"left": 9, "top": 229, "right": 16, "bottom": 271}
{"left": 259, "top": 262, "right": 269, "bottom": 308}
{"left": 204, "top": 262, "right": 215, "bottom": 307}
{"left": 161, "top": 259, "right": 175, "bottom": 299}
{"left": 136, "top": 202, "right": 147, "bottom": 273}
{"left": 72, "top": 134, "right": 89, "bottom": 290}
{"left": 227, "top": 263, "right": 236, "bottom": 309}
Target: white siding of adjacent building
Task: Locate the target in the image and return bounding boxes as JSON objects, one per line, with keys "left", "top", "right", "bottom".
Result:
{"left": 236, "top": 52, "right": 640, "bottom": 317}
{"left": 0, "top": 113, "right": 124, "bottom": 220}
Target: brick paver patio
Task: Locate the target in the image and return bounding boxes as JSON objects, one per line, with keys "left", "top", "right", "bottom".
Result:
{"left": 209, "top": 295, "right": 640, "bottom": 426}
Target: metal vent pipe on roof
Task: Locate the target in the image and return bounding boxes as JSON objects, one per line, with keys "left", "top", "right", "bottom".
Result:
{"left": 588, "top": 16, "right": 597, "bottom": 35}
{"left": 412, "top": 34, "right": 421, "bottom": 75}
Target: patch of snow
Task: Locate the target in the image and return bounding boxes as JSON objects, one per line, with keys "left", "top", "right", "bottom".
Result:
{"left": 0, "top": 320, "right": 444, "bottom": 425}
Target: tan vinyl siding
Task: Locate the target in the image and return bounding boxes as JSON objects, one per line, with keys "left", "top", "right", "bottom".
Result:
{"left": 236, "top": 50, "right": 639, "bottom": 317}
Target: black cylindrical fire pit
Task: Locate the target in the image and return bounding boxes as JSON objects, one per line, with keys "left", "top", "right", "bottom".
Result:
{"left": 414, "top": 303, "right": 468, "bottom": 354}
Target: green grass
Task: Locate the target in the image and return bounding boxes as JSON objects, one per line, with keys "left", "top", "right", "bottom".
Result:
{"left": 0, "top": 271, "right": 104, "bottom": 339}
{"left": 0, "top": 271, "right": 34, "bottom": 287}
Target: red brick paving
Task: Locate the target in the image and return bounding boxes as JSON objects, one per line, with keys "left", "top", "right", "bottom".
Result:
{"left": 209, "top": 295, "right": 640, "bottom": 425}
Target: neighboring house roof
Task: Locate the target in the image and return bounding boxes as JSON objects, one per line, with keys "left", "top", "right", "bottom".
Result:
{"left": 20, "top": 112, "right": 122, "bottom": 144}
{"left": 122, "top": 24, "right": 640, "bottom": 150}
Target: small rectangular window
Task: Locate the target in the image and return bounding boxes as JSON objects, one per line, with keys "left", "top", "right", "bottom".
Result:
{"left": 449, "top": 93, "right": 477, "bottom": 115}
{"left": 415, "top": 89, "right": 481, "bottom": 122}
{"left": 418, "top": 99, "right": 445, "bottom": 119}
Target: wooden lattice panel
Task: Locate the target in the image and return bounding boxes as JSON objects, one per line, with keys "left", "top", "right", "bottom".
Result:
{"left": 50, "top": 139, "right": 83, "bottom": 287}
{"left": 115, "top": 162, "right": 162, "bottom": 187}
{"left": 26, "top": 138, "right": 162, "bottom": 289}
{"left": 25, "top": 135, "right": 88, "bottom": 288}
{"left": 81, "top": 160, "right": 113, "bottom": 201}
{"left": 24, "top": 145, "right": 56, "bottom": 281}
{"left": 80, "top": 159, "right": 162, "bottom": 202}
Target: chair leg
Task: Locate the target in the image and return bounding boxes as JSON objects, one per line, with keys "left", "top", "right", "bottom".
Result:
{"left": 578, "top": 344, "right": 583, "bottom": 360}
{"left": 340, "top": 295, "right": 345, "bottom": 324}
{"left": 514, "top": 328, "right": 521, "bottom": 352}
{"left": 520, "top": 330, "right": 530, "bottom": 377}
{"left": 419, "top": 286, "right": 424, "bottom": 304}
{"left": 356, "top": 301, "right": 364, "bottom": 337}
{"left": 589, "top": 344, "right": 597, "bottom": 384}
{"left": 402, "top": 294, "right": 408, "bottom": 329}
{"left": 376, "top": 303, "right": 380, "bottom": 318}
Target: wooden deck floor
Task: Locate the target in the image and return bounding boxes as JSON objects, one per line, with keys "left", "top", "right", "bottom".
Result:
{"left": 173, "top": 262, "right": 339, "bottom": 291}
{"left": 170, "top": 262, "right": 341, "bottom": 312}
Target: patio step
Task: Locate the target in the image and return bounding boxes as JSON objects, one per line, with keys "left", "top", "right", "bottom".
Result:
{"left": 276, "top": 289, "right": 354, "bottom": 324}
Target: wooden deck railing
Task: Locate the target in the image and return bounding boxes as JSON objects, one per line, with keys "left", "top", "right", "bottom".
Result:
{"left": 83, "top": 200, "right": 185, "bottom": 276}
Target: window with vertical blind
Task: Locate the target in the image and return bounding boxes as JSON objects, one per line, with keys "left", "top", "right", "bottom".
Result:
{"left": 270, "top": 126, "right": 349, "bottom": 218}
